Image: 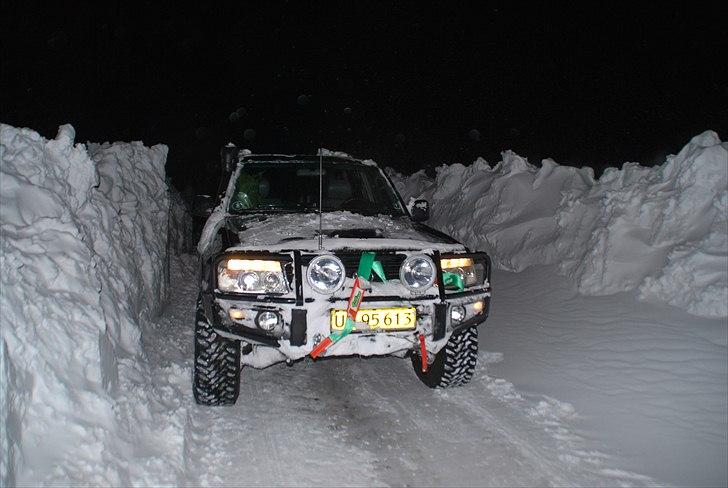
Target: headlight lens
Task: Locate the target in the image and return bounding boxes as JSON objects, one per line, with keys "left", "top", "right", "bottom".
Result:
{"left": 307, "top": 255, "right": 346, "bottom": 294}
{"left": 217, "top": 259, "right": 289, "bottom": 294}
{"left": 440, "top": 256, "right": 484, "bottom": 289}
{"left": 400, "top": 255, "right": 436, "bottom": 292}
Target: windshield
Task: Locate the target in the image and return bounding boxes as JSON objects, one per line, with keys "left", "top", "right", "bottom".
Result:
{"left": 228, "top": 161, "right": 406, "bottom": 216}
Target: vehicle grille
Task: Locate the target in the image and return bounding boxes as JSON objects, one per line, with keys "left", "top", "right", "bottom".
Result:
{"left": 301, "top": 252, "right": 406, "bottom": 281}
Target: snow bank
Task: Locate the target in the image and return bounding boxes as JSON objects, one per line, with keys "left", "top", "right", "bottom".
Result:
{"left": 0, "top": 124, "right": 170, "bottom": 484}
{"left": 168, "top": 183, "right": 194, "bottom": 254}
{"left": 389, "top": 131, "right": 728, "bottom": 318}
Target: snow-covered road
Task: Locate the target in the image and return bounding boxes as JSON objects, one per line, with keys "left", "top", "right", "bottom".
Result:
{"left": 127, "top": 255, "right": 702, "bottom": 487}
{"left": 484, "top": 267, "right": 727, "bottom": 486}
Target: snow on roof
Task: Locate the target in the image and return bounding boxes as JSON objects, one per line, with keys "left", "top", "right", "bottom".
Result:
{"left": 236, "top": 149, "right": 381, "bottom": 168}
{"left": 240, "top": 152, "right": 377, "bottom": 166}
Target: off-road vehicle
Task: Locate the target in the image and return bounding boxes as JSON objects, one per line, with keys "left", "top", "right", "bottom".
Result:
{"left": 194, "top": 146, "right": 491, "bottom": 405}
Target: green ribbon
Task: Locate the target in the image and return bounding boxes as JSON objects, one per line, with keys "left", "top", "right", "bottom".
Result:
{"left": 442, "top": 271, "right": 464, "bottom": 291}
{"left": 330, "top": 318, "right": 355, "bottom": 341}
{"left": 371, "top": 260, "right": 386, "bottom": 283}
{"left": 357, "top": 252, "right": 376, "bottom": 279}
{"left": 355, "top": 252, "right": 386, "bottom": 283}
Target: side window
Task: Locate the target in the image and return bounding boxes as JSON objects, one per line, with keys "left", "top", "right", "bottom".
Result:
{"left": 230, "top": 169, "right": 262, "bottom": 211}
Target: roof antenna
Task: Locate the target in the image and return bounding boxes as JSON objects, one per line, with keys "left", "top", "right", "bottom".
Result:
{"left": 318, "top": 148, "right": 324, "bottom": 250}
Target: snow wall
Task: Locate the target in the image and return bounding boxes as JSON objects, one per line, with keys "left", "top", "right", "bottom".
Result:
{"left": 169, "top": 184, "right": 194, "bottom": 254}
{"left": 389, "top": 131, "right": 728, "bottom": 318}
{"left": 0, "top": 124, "right": 171, "bottom": 485}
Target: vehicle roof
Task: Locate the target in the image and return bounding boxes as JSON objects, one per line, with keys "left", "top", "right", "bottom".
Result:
{"left": 239, "top": 153, "right": 378, "bottom": 167}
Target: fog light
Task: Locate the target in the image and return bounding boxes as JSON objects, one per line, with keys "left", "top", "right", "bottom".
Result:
{"left": 256, "top": 311, "right": 280, "bottom": 331}
{"left": 473, "top": 300, "right": 484, "bottom": 314}
{"left": 229, "top": 308, "right": 245, "bottom": 321}
{"left": 451, "top": 305, "right": 466, "bottom": 323}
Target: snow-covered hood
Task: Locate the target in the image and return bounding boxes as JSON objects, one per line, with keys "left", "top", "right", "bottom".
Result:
{"left": 215, "top": 211, "right": 466, "bottom": 253}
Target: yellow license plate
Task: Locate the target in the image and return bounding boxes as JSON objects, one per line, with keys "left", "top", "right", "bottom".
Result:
{"left": 330, "top": 307, "right": 416, "bottom": 332}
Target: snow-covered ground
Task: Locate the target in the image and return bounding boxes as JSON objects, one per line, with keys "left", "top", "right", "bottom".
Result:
{"left": 112, "top": 254, "right": 672, "bottom": 487}
{"left": 485, "top": 266, "right": 726, "bottom": 486}
{"left": 388, "top": 133, "right": 727, "bottom": 485}
{"left": 83, "top": 254, "right": 727, "bottom": 486}
{"left": 1, "top": 124, "right": 726, "bottom": 486}
{"left": 387, "top": 133, "right": 728, "bottom": 486}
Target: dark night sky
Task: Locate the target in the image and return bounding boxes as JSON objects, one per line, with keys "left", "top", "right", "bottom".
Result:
{"left": 2, "top": 1, "right": 727, "bottom": 194}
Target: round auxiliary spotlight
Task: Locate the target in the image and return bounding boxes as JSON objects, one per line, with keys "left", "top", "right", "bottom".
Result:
{"left": 307, "top": 255, "right": 347, "bottom": 294}
{"left": 399, "top": 254, "right": 436, "bottom": 292}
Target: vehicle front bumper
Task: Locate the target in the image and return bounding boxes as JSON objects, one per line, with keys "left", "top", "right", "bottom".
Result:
{"left": 204, "top": 286, "right": 491, "bottom": 364}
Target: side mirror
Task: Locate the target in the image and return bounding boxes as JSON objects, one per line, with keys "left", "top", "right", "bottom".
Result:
{"left": 192, "top": 194, "right": 215, "bottom": 218}
{"left": 220, "top": 143, "right": 238, "bottom": 173}
{"left": 411, "top": 199, "right": 429, "bottom": 222}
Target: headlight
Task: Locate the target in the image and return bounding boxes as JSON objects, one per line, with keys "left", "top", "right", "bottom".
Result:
{"left": 440, "top": 256, "right": 484, "bottom": 289}
{"left": 307, "top": 255, "right": 346, "bottom": 294}
{"left": 217, "top": 259, "right": 289, "bottom": 294}
{"left": 400, "top": 255, "right": 436, "bottom": 292}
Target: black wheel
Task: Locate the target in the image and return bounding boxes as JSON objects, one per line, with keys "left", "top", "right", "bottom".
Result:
{"left": 412, "top": 326, "right": 478, "bottom": 388}
{"left": 193, "top": 302, "right": 241, "bottom": 405}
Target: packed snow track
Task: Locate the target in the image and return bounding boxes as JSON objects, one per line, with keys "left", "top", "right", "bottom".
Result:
{"left": 137, "top": 255, "right": 656, "bottom": 487}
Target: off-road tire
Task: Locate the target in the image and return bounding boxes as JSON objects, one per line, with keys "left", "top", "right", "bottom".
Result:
{"left": 193, "top": 304, "right": 241, "bottom": 405}
{"left": 412, "top": 326, "right": 478, "bottom": 388}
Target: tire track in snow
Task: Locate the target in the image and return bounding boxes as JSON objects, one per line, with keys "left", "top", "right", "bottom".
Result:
{"left": 292, "top": 352, "right": 584, "bottom": 486}
{"left": 451, "top": 375, "right": 657, "bottom": 487}
{"left": 249, "top": 379, "right": 286, "bottom": 485}
{"left": 181, "top": 358, "right": 383, "bottom": 487}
